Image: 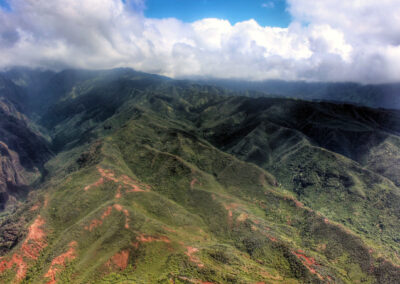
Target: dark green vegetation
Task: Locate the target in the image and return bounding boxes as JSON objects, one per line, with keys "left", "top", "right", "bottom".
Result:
{"left": 0, "top": 68, "right": 399, "bottom": 283}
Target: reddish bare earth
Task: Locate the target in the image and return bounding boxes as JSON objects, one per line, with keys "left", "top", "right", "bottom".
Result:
{"left": 83, "top": 167, "right": 150, "bottom": 196}
{"left": 223, "top": 203, "right": 239, "bottom": 228}
{"left": 30, "top": 203, "right": 40, "bottom": 211}
{"left": 115, "top": 185, "right": 122, "bottom": 198}
{"left": 85, "top": 204, "right": 130, "bottom": 231}
{"left": 162, "top": 226, "right": 177, "bottom": 233}
{"left": 236, "top": 213, "right": 248, "bottom": 223}
{"left": 44, "top": 241, "right": 77, "bottom": 284}
{"left": 84, "top": 177, "right": 104, "bottom": 191}
{"left": 132, "top": 234, "right": 171, "bottom": 250}
{"left": 292, "top": 250, "right": 324, "bottom": 280}
{"left": 185, "top": 246, "right": 204, "bottom": 268}
{"left": 0, "top": 215, "right": 47, "bottom": 282}
{"left": 43, "top": 195, "right": 49, "bottom": 208}
{"left": 113, "top": 204, "right": 130, "bottom": 229}
{"left": 136, "top": 234, "right": 170, "bottom": 244}
{"left": 190, "top": 178, "right": 198, "bottom": 189}
{"left": 108, "top": 250, "right": 129, "bottom": 270}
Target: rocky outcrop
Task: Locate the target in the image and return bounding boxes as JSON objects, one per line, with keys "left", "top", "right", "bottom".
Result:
{"left": 0, "top": 141, "right": 35, "bottom": 210}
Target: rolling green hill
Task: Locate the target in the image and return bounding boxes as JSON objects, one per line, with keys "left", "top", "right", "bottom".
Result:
{"left": 0, "top": 68, "right": 399, "bottom": 283}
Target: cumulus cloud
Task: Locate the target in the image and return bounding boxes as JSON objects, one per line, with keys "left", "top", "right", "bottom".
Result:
{"left": 0, "top": 0, "right": 399, "bottom": 83}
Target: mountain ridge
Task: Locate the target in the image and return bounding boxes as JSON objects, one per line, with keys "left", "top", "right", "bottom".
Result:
{"left": 0, "top": 68, "right": 399, "bottom": 283}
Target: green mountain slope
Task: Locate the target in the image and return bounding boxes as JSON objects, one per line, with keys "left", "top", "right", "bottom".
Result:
{"left": 0, "top": 69, "right": 399, "bottom": 283}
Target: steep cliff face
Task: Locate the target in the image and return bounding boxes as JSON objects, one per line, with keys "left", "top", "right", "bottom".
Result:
{"left": 0, "top": 141, "right": 32, "bottom": 210}
{"left": 0, "top": 77, "right": 52, "bottom": 210}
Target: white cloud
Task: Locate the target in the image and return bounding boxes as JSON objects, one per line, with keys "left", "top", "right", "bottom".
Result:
{"left": 0, "top": 0, "right": 399, "bottom": 83}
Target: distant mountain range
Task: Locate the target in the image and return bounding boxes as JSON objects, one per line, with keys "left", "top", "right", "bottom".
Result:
{"left": 0, "top": 67, "right": 399, "bottom": 283}
{"left": 199, "top": 78, "right": 400, "bottom": 110}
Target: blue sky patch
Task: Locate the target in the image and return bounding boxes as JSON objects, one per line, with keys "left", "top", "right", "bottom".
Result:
{"left": 144, "top": 0, "right": 291, "bottom": 27}
{"left": 0, "top": 0, "right": 10, "bottom": 11}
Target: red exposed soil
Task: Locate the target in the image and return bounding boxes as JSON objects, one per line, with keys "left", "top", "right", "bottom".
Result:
{"left": 283, "top": 196, "right": 305, "bottom": 209}
{"left": 21, "top": 216, "right": 47, "bottom": 260}
{"left": 44, "top": 195, "right": 49, "bottom": 208}
{"left": 84, "top": 177, "right": 104, "bottom": 191}
{"left": 113, "top": 204, "right": 123, "bottom": 211}
{"left": 0, "top": 216, "right": 47, "bottom": 282}
{"left": 292, "top": 250, "right": 324, "bottom": 280}
{"left": 185, "top": 246, "right": 204, "bottom": 268}
{"left": 83, "top": 167, "right": 150, "bottom": 196}
{"left": 224, "top": 203, "right": 239, "bottom": 210}
{"left": 136, "top": 234, "right": 171, "bottom": 243}
{"left": 0, "top": 253, "right": 26, "bottom": 281}
{"left": 85, "top": 204, "right": 130, "bottom": 231}
{"left": 163, "top": 226, "right": 177, "bottom": 233}
{"left": 30, "top": 203, "right": 40, "bottom": 211}
{"left": 115, "top": 185, "right": 122, "bottom": 198}
{"left": 132, "top": 234, "right": 171, "bottom": 251}
{"left": 121, "top": 175, "right": 148, "bottom": 192}
{"left": 44, "top": 241, "right": 77, "bottom": 284}
{"left": 85, "top": 219, "right": 103, "bottom": 232}
{"left": 293, "top": 250, "right": 316, "bottom": 266}
{"left": 109, "top": 250, "right": 129, "bottom": 270}
{"left": 294, "top": 200, "right": 304, "bottom": 208}
{"left": 102, "top": 206, "right": 113, "bottom": 219}
{"left": 190, "top": 178, "right": 198, "bottom": 189}
{"left": 236, "top": 213, "right": 249, "bottom": 223}
{"left": 113, "top": 204, "right": 130, "bottom": 229}
{"left": 223, "top": 203, "right": 239, "bottom": 228}
{"left": 98, "top": 168, "right": 119, "bottom": 183}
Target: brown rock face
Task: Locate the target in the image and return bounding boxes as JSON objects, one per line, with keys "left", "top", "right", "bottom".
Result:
{"left": 0, "top": 141, "right": 34, "bottom": 210}
{"left": 0, "top": 91, "right": 52, "bottom": 211}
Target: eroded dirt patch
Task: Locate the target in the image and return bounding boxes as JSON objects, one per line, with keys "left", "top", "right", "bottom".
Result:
{"left": 30, "top": 203, "right": 40, "bottom": 211}
{"left": 44, "top": 241, "right": 77, "bottom": 284}
{"left": 83, "top": 167, "right": 150, "bottom": 197}
{"left": 292, "top": 250, "right": 324, "bottom": 280}
{"left": 115, "top": 185, "right": 122, "bottom": 198}
{"left": 108, "top": 250, "right": 129, "bottom": 270}
{"left": 0, "top": 215, "right": 47, "bottom": 282}
{"left": 185, "top": 246, "right": 204, "bottom": 268}
{"left": 223, "top": 203, "right": 239, "bottom": 228}
{"left": 190, "top": 178, "right": 198, "bottom": 189}
{"left": 113, "top": 204, "right": 130, "bottom": 229}
{"left": 132, "top": 234, "right": 171, "bottom": 250}
{"left": 85, "top": 204, "right": 130, "bottom": 231}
